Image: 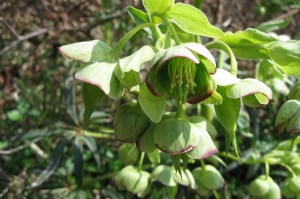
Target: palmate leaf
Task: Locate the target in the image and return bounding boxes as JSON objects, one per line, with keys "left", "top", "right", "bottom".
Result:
{"left": 166, "top": 3, "right": 224, "bottom": 38}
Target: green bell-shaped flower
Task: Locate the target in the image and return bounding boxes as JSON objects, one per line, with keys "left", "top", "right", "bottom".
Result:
{"left": 146, "top": 43, "right": 216, "bottom": 104}
{"left": 113, "top": 103, "right": 150, "bottom": 143}
{"left": 115, "top": 165, "right": 151, "bottom": 197}
{"left": 153, "top": 117, "right": 199, "bottom": 155}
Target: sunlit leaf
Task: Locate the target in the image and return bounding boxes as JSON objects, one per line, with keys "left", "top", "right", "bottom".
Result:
{"left": 218, "top": 28, "right": 277, "bottom": 59}
{"left": 167, "top": 3, "right": 224, "bottom": 38}
{"left": 265, "top": 41, "right": 300, "bottom": 76}
{"left": 142, "top": 0, "right": 174, "bottom": 23}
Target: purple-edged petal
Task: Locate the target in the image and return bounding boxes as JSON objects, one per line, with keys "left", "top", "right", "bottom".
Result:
{"left": 226, "top": 78, "right": 273, "bottom": 100}
{"left": 153, "top": 118, "right": 199, "bottom": 155}
{"left": 156, "top": 45, "right": 199, "bottom": 71}
{"left": 183, "top": 42, "right": 216, "bottom": 74}
{"left": 186, "top": 124, "right": 218, "bottom": 160}
{"left": 187, "top": 62, "right": 215, "bottom": 104}
{"left": 146, "top": 64, "right": 170, "bottom": 97}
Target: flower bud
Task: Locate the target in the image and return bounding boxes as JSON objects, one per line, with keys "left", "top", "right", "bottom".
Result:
{"left": 192, "top": 165, "right": 224, "bottom": 191}
{"left": 153, "top": 117, "right": 199, "bottom": 155}
{"left": 115, "top": 166, "right": 150, "bottom": 197}
{"left": 248, "top": 175, "right": 270, "bottom": 197}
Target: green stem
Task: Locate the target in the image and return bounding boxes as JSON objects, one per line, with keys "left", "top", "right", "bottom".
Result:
{"left": 111, "top": 22, "right": 155, "bottom": 57}
{"left": 265, "top": 162, "right": 270, "bottom": 177}
{"left": 175, "top": 101, "right": 186, "bottom": 118}
{"left": 138, "top": 152, "right": 145, "bottom": 172}
{"left": 150, "top": 25, "right": 163, "bottom": 42}
{"left": 200, "top": 159, "right": 206, "bottom": 169}
{"left": 83, "top": 171, "right": 119, "bottom": 185}
{"left": 160, "top": 15, "right": 181, "bottom": 45}
{"left": 205, "top": 41, "right": 237, "bottom": 76}
{"left": 279, "top": 163, "right": 296, "bottom": 177}
{"left": 84, "top": 130, "right": 112, "bottom": 138}
{"left": 213, "top": 190, "right": 220, "bottom": 199}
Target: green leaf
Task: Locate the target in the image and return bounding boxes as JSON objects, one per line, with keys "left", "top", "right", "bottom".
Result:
{"left": 6, "top": 109, "right": 22, "bottom": 122}
{"left": 151, "top": 165, "right": 177, "bottom": 186}
{"left": 142, "top": 0, "right": 174, "bottom": 23}
{"left": 256, "top": 18, "right": 292, "bottom": 33}
{"left": 59, "top": 40, "right": 112, "bottom": 62}
{"left": 166, "top": 3, "right": 224, "bottom": 38}
{"left": 218, "top": 28, "right": 277, "bottom": 59}
{"left": 288, "top": 81, "right": 300, "bottom": 100}
{"left": 82, "top": 83, "right": 104, "bottom": 126}
{"left": 138, "top": 84, "right": 166, "bottom": 123}
{"left": 265, "top": 41, "right": 300, "bottom": 76}
{"left": 256, "top": 59, "right": 284, "bottom": 81}
{"left": 275, "top": 100, "right": 300, "bottom": 133}
{"left": 128, "top": 6, "right": 149, "bottom": 25}
{"left": 226, "top": 78, "right": 273, "bottom": 101}
{"left": 75, "top": 61, "right": 123, "bottom": 99}
{"left": 214, "top": 86, "right": 241, "bottom": 155}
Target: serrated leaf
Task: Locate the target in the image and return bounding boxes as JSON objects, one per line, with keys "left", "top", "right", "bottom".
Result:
{"left": 166, "top": 3, "right": 224, "bottom": 38}
{"left": 218, "top": 28, "right": 277, "bottom": 59}
{"left": 138, "top": 84, "right": 166, "bottom": 123}
{"left": 82, "top": 83, "right": 104, "bottom": 126}
{"left": 58, "top": 40, "right": 112, "bottom": 62}
{"left": 75, "top": 61, "right": 123, "bottom": 99}
{"left": 265, "top": 41, "right": 300, "bottom": 76}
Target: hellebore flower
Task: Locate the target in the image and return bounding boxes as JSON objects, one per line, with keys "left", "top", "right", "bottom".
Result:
{"left": 146, "top": 43, "right": 216, "bottom": 104}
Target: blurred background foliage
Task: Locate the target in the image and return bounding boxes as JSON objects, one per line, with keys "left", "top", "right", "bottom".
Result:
{"left": 0, "top": 0, "right": 299, "bottom": 198}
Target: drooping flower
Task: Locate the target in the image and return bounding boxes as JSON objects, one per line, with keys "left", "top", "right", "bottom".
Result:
{"left": 146, "top": 43, "right": 217, "bottom": 104}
